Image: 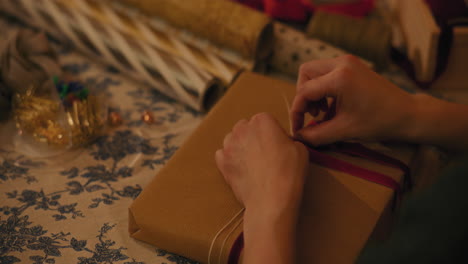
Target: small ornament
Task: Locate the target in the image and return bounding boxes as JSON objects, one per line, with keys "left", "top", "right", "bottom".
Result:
{"left": 108, "top": 111, "right": 123, "bottom": 127}
{"left": 141, "top": 110, "right": 155, "bottom": 124}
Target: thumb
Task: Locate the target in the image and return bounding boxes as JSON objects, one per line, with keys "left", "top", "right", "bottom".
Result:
{"left": 295, "top": 117, "right": 349, "bottom": 146}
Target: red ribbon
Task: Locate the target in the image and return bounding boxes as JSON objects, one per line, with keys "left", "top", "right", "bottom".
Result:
{"left": 228, "top": 141, "right": 409, "bottom": 264}
{"left": 306, "top": 144, "right": 402, "bottom": 191}
{"left": 303, "top": 120, "right": 410, "bottom": 193}
{"left": 227, "top": 126, "right": 410, "bottom": 264}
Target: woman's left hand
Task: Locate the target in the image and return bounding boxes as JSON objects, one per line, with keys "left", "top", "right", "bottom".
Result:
{"left": 215, "top": 112, "right": 309, "bottom": 218}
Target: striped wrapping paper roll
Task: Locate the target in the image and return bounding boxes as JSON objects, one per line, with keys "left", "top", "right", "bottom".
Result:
{"left": 271, "top": 23, "right": 372, "bottom": 77}
{"left": 0, "top": 0, "right": 249, "bottom": 111}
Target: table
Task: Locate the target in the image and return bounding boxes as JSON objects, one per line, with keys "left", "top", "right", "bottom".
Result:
{"left": 0, "top": 16, "right": 201, "bottom": 264}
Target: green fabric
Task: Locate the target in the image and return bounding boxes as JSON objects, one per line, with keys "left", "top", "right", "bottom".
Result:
{"left": 357, "top": 156, "right": 468, "bottom": 264}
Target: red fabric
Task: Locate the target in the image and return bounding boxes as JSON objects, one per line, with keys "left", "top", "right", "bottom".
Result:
{"left": 263, "top": 0, "right": 309, "bottom": 22}
{"left": 306, "top": 145, "right": 401, "bottom": 191}
{"left": 304, "top": 120, "right": 410, "bottom": 193}
{"left": 232, "top": 0, "right": 374, "bottom": 22}
{"left": 332, "top": 142, "right": 412, "bottom": 190}
{"left": 303, "top": 0, "right": 375, "bottom": 18}
{"left": 228, "top": 233, "right": 244, "bottom": 264}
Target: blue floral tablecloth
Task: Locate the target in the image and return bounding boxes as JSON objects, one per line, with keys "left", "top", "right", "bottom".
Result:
{"left": 0, "top": 9, "right": 450, "bottom": 264}
{"left": 0, "top": 17, "right": 201, "bottom": 264}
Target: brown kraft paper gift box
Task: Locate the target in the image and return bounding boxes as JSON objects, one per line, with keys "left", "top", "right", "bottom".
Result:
{"left": 129, "top": 72, "right": 414, "bottom": 264}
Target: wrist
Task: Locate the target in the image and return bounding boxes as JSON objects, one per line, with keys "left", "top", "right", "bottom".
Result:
{"left": 396, "top": 93, "right": 444, "bottom": 144}
{"left": 243, "top": 196, "right": 301, "bottom": 239}
{"left": 244, "top": 203, "right": 300, "bottom": 228}
{"left": 243, "top": 205, "right": 299, "bottom": 263}
{"left": 245, "top": 187, "right": 303, "bottom": 224}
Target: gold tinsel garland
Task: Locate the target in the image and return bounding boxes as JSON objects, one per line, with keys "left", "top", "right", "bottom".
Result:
{"left": 14, "top": 87, "right": 105, "bottom": 147}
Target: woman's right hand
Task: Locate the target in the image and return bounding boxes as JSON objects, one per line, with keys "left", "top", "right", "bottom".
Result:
{"left": 290, "top": 55, "right": 417, "bottom": 146}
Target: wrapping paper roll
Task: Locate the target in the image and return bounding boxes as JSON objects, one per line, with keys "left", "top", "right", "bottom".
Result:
{"left": 110, "top": 2, "right": 250, "bottom": 85}
{"left": 0, "top": 0, "right": 227, "bottom": 112}
{"left": 306, "top": 11, "right": 391, "bottom": 69}
{"left": 271, "top": 23, "right": 372, "bottom": 77}
{"left": 118, "top": 0, "right": 274, "bottom": 60}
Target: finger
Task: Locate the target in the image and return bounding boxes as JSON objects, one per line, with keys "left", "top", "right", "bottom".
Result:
{"left": 290, "top": 75, "right": 337, "bottom": 133}
{"left": 223, "top": 132, "right": 232, "bottom": 148}
{"left": 232, "top": 119, "right": 248, "bottom": 133}
{"left": 296, "top": 116, "right": 350, "bottom": 146}
{"left": 297, "top": 58, "right": 341, "bottom": 89}
{"left": 215, "top": 149, "right": 232, "bottom": 186}
{"left": 215, "top": 149, "right": 225, "bottom": 173}
{"left": 249, "top": 112, "right": 276, "bottom": 129}
{"left": 252, "top": 112, "right": 288, "bottom": 137}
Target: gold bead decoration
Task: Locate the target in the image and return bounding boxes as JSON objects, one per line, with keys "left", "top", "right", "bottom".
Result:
{"left": 141, "top": 110, "right": 155, "bottom": 124}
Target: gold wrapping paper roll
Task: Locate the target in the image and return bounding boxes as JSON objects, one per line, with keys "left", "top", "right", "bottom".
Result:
{"left": 118, "top": 0, "right": 274, "bottom": 60}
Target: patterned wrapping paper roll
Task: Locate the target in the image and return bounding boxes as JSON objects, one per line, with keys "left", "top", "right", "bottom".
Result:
{"left": 271, "top": 23, "right": 372, "bottom": 77}
{"left": 117, "top": 0, "right": 274, "bottom": 60}
{"left": 109, "top": 2, "right": 250, "bottom": 85}
{"left": 0, "top": 0, "right": 228, "bottom": 112}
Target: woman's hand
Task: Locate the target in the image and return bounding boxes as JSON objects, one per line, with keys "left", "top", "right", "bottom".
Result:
{"left": 291, "top": 55, "right": 416, "bottom": 146}
{"left": 215, "top": 112, "right": 308, "bottom": 216}
{"left": 215, "top": 112, "right": 309, "bottom": 264}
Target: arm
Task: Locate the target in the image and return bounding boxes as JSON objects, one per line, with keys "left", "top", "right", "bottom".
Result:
{"left": 215, "top": 113, "right": 308, "bottom": 264}
{"left": 291, "top": 55, "right": 468, "bottom": 152}
{"left": 358, "top": 156, "right": 468, "bottom": 263}
{"left": 401, "top": 93, "right": 468, "bottom": 151}
{"left": 243, "top": 202, "right": 299, "bottom": 264}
